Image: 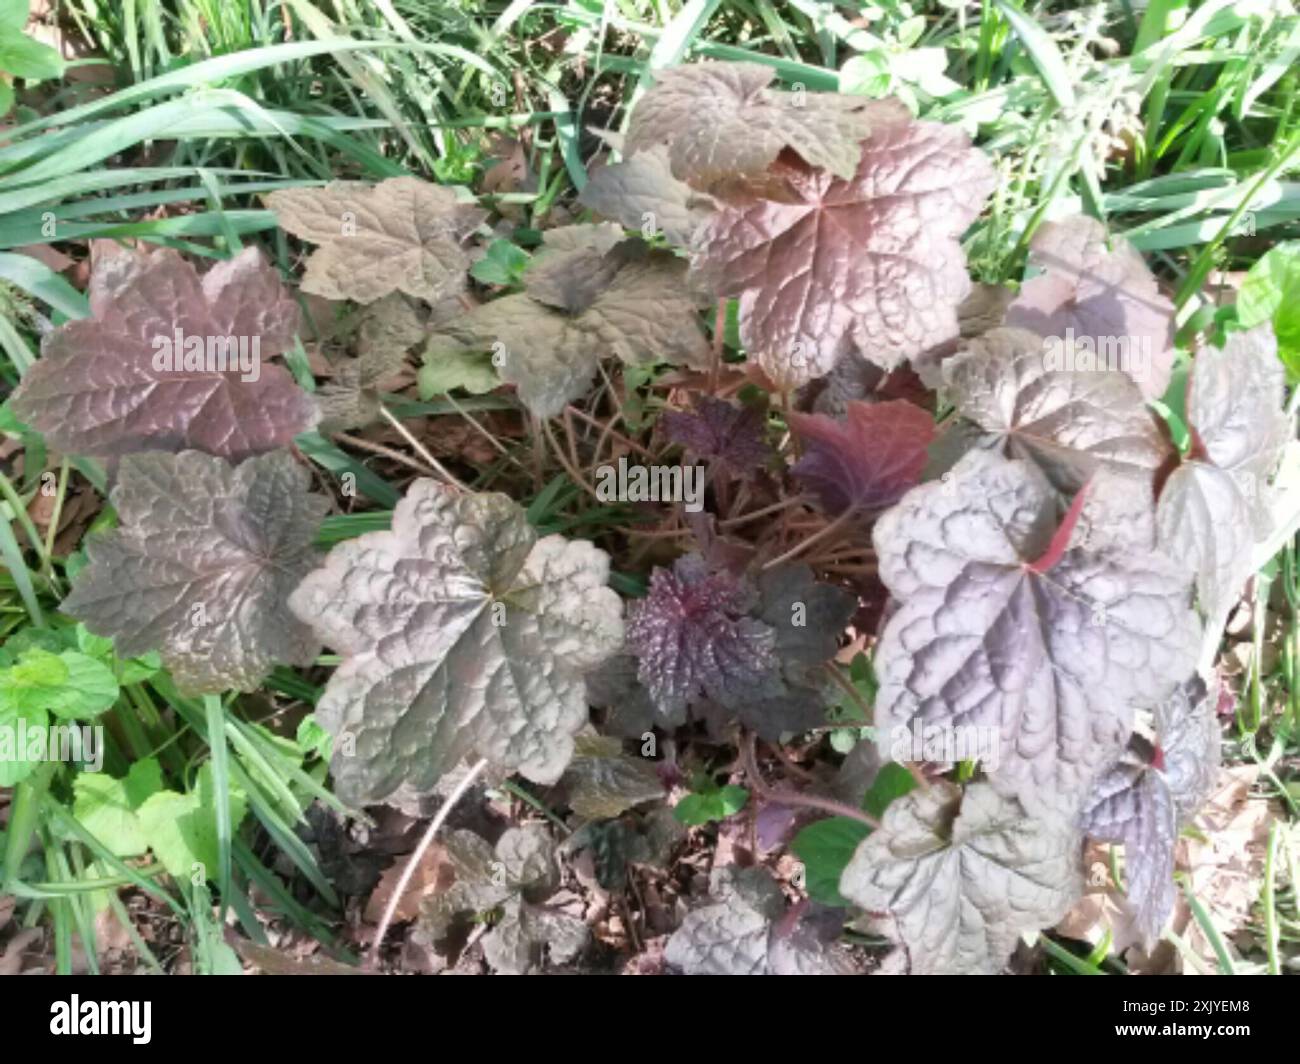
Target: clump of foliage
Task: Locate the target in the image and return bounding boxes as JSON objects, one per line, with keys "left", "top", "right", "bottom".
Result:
{"left": 7, "top": 52, "right": 1295, "bottom": 977}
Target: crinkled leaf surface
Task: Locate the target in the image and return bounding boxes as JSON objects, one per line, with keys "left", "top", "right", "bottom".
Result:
{"left": 625, "top": 554, "right": 780, "bottom": 719}
{"left": 420, "top": 825, "right": 586, "bottom": 974}
{"left": 317, "top": 294, "right": 424, "bottom": 430}
{"left": 288, "top": 481, "right": 624, "bottom": 804}
{"left": 1005, "top": 215, "right": 1175, "bottom": 399}
{"left": 873, "top": 450, "right": 1200, "bottom": 817}
{"left": 268, "top": 177, "right": 485, "bottom": 304}
{"left": 11, "top": 246, "right": 315, "bottom": 461}
{"left": 840, "top": 781, "right": 1080, "bottom": 974}
{"left": 455, "top": 227, "right": 709, "bottom": 418}
{"left": 1157, "top": 326, "right": 1289, "bottom": 617}
{"left": 944, "top": 327, "right": 1169, "bottom": 497}
{"left": 788, "top": 399, "right": 935, "bottom": 514}
{"left": 626, "top": 559, "right": 852, "bottom": 739}
{"left": 625, "top": 61, "right": 901, "bottom": 189}
{"left": 578, "top": 141, "right": 708, "bottom": 246}
{"left": 1080, "top": 678, "right": 1220, "bottom": 943}
{"left": 689, "top": 115, "right": 995, "bottom": 386}
{"left": 661, "top": 395, "right": 772, "bottom": 476}
{"left": 561, "top": 733, "right": 665, "bottom": 820}
{"left": 61, "top": 450, "right": 327, "bottom": 695}
{"left": 666, "top": 865, "right": 854, "bottom": 975}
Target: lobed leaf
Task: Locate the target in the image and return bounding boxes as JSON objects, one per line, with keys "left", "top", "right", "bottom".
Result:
{"left": 11, "top": 246, "right": 316, "bottom": 461}
{"left": 689, "top": 115, "right": 995, "bottom": 386}
{"left": 872, "top": 449, "right": 1200, "bottom": 818}
{"left": 839, "top": 781, "right": 1081, "bottom": 974}
{"left": 287, "top": 481, "right": 624, "bottom": 804}
{"left": 661, "top": 394, "right": 772, "bottom": 476}
{"left": 943, "top": 326, "right": 1170, "bottom": 497}
{"left": 1005, "top": 215, "right": 1176, "bottom": 399}
{"left": 625, "top": 61, "right": 902, "bottom": 190}
{"left": 420, "top": 825, "right": 586, "bottom": 974}
{"left": 316, "top": 293, "right": 425, "bottom": 431}
{"left": 61, "top": 450, "right": 328, "bottom": 695}
{"left": 1080, "top": 678, "right": 1220, "bottom": 943}
{"left": 268, "top": 177, "right": 486, "bottom": 304}
{"left": 788, "top": 399, "right": 935, "bottom": 514}
{"left": 453, "top": 226, "right": 709, "bottom": 418}
{"left": 578, "top": 140, "right": 708, "bottom": 247}
{"left": 624, "top": 554, "right": 779, "bottom": 720}
{"left": 665, "top": 865, "right": 855, "bottom": 975}
{"left": 1156, "top": 325, "right": 1290, "bottom": 617}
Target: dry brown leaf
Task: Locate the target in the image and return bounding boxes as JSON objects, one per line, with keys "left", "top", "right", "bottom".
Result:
{"left": 363, "top": 842, "right": 454, "bottom": 924}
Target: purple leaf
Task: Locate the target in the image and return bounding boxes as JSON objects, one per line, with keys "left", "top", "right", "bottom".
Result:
{"left": 624, "top": 554, "right": 780, "bottom": 718}
{"left": 788, "top": 399, "right": 934, "bottom": 514}
{"left": 1081, "top": 678, "right": 1221, "bottom": 943}
{"left": 661, "top": 395, "right": 772, "bottom": 476}
{"left": 688, "top": 113, "right": 995, "bottom": 386}
{"left": 61, "top": 450, "right": 327, "bottom": 694}
{"left": 1156, "top": 325, "right": 1289, "bottom": 617}
{"left": 1005, "top": 215, "right": 1176, "bottom": 399}
{"left": 11, "top": 246, "right": 317, "bottom": 461}
{"left": 872, "top": 450, "right": 1201, "bottom": 818}
{"left": 944, "top": 326, "right": 1170, "bottom": 497}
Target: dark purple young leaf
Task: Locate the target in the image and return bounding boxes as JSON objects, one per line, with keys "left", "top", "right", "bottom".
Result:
{"left": 872, "top": 450, "right": 1201, "bottom": 819}
{"left": 685, "top": 510, "right": 757, "bottom": 578}
{"left": 1080, "top": 678, "right": 1220, "bottom": 943}
{"left": 688, "top": 114, "right": 995, "bottom": 386}
{"left": 11, "top": 246, "right": 316, "bottom": 461}
{"left": 1004, "top": 215, "right": 1176, "bottom": 399}
{"left": 756, "top": 564, "right": 855, "bottom": 668}
{"left": 624, "top": 554, "right": 781, "bottom": 718}
{"left": 661, "top": 395, "right": 772, "bottom": 476}
{"left": 943, "top": 326, "right": 1170, "bottom": 497}
{"left": 839, "top": 781, "right": 1081, "bottom": 974}
{"left": 788, "top": 399, "right": 935, "bottom": 515}
{"left": 648, "top": 563, "right": 853, "bottom": 740}
{"left": 61, "top": 450, "right": 327, "bottom": 694}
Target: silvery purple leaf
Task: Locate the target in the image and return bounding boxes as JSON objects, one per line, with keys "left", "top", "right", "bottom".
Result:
{"left": 1005, "top": 215, "right": 1175, "bottom": 399}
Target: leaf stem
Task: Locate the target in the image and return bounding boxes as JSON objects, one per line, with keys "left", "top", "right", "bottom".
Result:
{"left": 742, "top": 733, "right": 879, "bottom": 830}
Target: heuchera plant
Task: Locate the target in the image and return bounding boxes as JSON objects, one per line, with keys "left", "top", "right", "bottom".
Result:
{"left": 14, "top": 59, "right": 1293, "bottom": 975}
